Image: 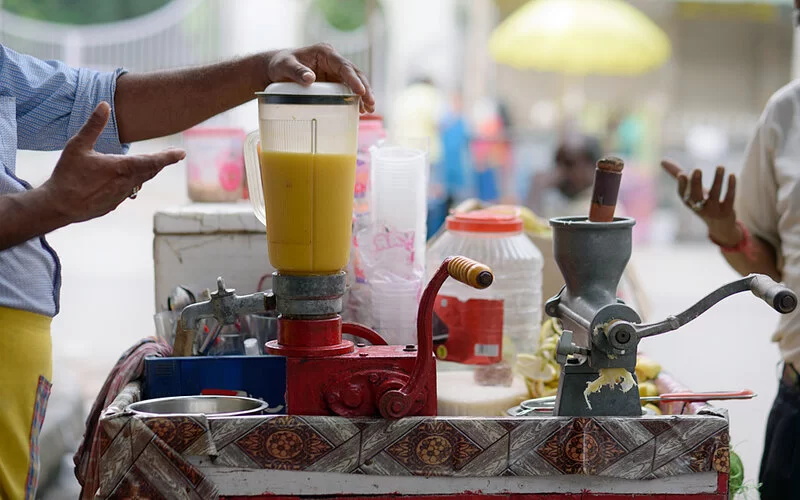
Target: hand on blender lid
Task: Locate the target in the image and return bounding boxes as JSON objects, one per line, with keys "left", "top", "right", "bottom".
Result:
{"left": 265, "top": 43, "right": 375, "bottom": 114}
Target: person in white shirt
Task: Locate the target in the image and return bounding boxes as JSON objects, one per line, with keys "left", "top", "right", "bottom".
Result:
{"left": 662, "top": 36, "right": 800, "bottom": 495}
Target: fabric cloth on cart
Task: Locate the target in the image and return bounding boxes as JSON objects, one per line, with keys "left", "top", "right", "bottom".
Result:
{"left": 73, "top": 337, "right": 172, "bottom": 499}
{"left": 95, "top": 382, "right": 218, "bottom": 499}
{"left": 93, "top": 378, "right": 730, "bottom": 499}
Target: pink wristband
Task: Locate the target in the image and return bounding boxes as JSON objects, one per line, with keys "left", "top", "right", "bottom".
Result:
{"left": 709, "top": 220, "right": 755, "bottom": 260}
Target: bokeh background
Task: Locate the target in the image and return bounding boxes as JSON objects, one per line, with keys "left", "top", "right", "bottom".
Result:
{"left": 1, "top": 0, "right": 797, "bottom": 497}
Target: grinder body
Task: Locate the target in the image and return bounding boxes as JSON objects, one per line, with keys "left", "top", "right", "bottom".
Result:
{"left": 545, "top": 216, "right": 643, "bottom": 417}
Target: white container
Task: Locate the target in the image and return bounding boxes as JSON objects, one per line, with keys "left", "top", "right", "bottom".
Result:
{"left": 153, "top": 203, "right": 275, "bottom": 312}
{"left": 427, "top": 210, "right": 543, "bottom": 408}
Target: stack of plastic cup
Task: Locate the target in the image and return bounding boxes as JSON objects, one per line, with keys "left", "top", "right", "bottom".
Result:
{"left": 369, "top": 279, "right": 422, "bottom": 345}
{"left": 365, "top": 144, "right": 428, "bottom": 345}
{"left": 369, "top": 145, "right": 427, "bottom": 271}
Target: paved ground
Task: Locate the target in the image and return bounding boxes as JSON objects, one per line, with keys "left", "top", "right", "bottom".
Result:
{"left": 27, "top": 138, "right": 776, "bottom": 498}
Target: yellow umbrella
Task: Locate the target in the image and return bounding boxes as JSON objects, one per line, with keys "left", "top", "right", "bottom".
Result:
{"left": 489, "top": 0, "right": 671, "bottom": 76}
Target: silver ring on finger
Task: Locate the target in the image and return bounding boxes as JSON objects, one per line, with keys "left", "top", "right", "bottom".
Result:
{"left": 682, "top": 183, "right": 692, "bottom": 203}
{"left": 689, "top": 198, "right": 707, "bottom": 212}
{"left": 129, "top": 185, "right": 140, "bottom": 200}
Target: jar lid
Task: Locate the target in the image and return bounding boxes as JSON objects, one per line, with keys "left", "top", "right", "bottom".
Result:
{"left": 446, "top": 210, "right": 523, "bottom": 233}
{"left": 257, "top": 82, "right": 357, "bottom": 105}
{"left": 360, "top": 114, "right": 383, "bottom": 121}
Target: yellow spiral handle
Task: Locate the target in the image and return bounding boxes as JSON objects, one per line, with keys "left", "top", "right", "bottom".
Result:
{"left": 446, "top": 256, "right": 494, "bottom": 290}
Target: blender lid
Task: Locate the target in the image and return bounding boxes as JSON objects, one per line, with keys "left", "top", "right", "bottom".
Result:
{"left": 258, "top": 82, "right": 357, "bottom": 105}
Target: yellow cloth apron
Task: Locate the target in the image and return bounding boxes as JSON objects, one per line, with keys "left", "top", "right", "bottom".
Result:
{"left": 0, "top": 307, "right": 52, "bottom": 500}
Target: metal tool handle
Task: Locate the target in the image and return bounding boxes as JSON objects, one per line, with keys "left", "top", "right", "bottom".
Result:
{"left": 652, "top": 389, "right": 755, "bottom": 403}
{"left": 171, "top": 277, "right": 276, "bottom": 358}
{"left": 614, "top": 273, "right": 798, "bottom": 342}
{"left": 750, "top": 275, "right": 798, "bottom": 313}
{"left": 378, "top": 256, "right": 494, "bottom": 418}
{"left": 173, "top": 325, "right": 195, "bottom": 357}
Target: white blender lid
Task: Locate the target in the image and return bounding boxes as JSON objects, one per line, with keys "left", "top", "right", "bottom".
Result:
{"left": 263, "top": 82, "right": 354, "bottom": 96}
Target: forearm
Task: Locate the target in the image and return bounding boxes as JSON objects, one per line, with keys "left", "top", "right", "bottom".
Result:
{"left": 0, "top": 187, "right": 69, "bottom": 251}
{"left": 721, "top": 234, "right": 782, "bottom": 282}
{"left": 114, "top": 53, "right": 271, "bottom": 143}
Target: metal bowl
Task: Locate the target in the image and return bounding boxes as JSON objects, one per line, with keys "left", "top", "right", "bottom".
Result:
{"left": 127, "top": 395, "right": 269, "bottom": 417}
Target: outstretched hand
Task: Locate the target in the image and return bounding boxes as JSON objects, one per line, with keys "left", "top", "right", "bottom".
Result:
{"left": 661, "top": 160, "right": 742, "bottom": 246}
{"left": 43, "top": 102, "right": 185, "bottom": 224}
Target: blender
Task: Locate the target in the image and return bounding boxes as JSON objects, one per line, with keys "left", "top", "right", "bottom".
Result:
{"left": 243, "top": 82, "right": 360, "bottom": 359}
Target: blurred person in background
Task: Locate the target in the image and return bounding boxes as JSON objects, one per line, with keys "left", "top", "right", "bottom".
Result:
{"left": 470, "top": 99, "right": 512, "bottom": 204}
{"left": 525, "top": 132, "right": 620, "bottom": 220}
{"left": 662, "top": 2, "right": 800, "bottom": 489}
{"left": 439, "top": 90, "right": 470, "bottom": 210}
{"left": 0, "top": 42, "right": 373, "bottom": 499}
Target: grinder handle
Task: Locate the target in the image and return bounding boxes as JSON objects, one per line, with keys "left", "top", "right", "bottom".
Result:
{"left": 446, "top": 256, "right": 494, "bottom": 289}
{"left": 750, "top": 274, "right": 798, "bottom": 314}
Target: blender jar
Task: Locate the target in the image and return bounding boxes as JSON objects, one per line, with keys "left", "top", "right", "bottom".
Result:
{"left": 244, "top": 83, "right": 360, "bottom": 274}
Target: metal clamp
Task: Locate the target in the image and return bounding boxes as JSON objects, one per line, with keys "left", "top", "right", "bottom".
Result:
{"left": 172, "top": 277, "right": 275, "bottom": 357}
{"left": 555, "top": 330, "right": 590, "bottom": 365}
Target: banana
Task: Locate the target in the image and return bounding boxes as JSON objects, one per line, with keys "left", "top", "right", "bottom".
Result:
{"left": 638, "top": 381, "right": 659, "bottom": 398}
{"left": 636, "top": 356, "right": 662, "bottom": 382}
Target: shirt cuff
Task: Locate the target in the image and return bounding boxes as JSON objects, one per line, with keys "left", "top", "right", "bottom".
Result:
{"left": 67, "top": 67, "right": 131, "bottom": 155}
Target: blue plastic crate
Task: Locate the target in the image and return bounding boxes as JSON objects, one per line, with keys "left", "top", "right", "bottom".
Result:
{"left": 144, "top": 355, "right": 287, "bottom": 413}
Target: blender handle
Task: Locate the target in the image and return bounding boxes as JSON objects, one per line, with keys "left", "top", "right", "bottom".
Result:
{"left": 378, "top": 256, "right": 494, "bottom": 419}
{"left": 243, "top": 130, "right": 267, "bottom": 227}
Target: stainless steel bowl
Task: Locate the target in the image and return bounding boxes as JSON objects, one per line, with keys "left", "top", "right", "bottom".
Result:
{"left": 127, "top": 395, "right": 269, "bottom": 417}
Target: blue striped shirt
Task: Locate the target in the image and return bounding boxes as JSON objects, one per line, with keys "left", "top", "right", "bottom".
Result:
{"left": 1, "top": 44, "right": 129, "bottom": 317}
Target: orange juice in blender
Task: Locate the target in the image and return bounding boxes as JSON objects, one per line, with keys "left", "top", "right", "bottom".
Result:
{"left": 259, "top": 150, "right": 356, "bottom": 273}
{"left": 244, "top": 83, "right": 360, "bottom": 275}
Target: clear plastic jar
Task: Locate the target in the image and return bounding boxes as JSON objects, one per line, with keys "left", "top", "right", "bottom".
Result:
{"left": 185, "top": 127, "right": 246, "bottom": 202}
{"left": 428, "top": 210, "right": 543, "bottom": 409}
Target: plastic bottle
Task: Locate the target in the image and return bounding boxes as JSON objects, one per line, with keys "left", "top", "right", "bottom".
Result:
{"left": 427, "top": 210, "right": 543, "bottom": 416}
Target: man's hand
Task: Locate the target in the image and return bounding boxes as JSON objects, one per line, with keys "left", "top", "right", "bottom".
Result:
{"left": 266, "top": 44, "right": 376, "bottom": 114}
{"left": 42, "top": 102, "right": 185, "bottom": 224}
{"left": 661, "top": 160, "right": 742, "bottom": 246}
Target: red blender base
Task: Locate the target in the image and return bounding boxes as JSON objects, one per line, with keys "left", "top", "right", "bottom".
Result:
{"left": 267, "top": 317, "right": 437, "bottom": 418}
{"left": 265, "top": 257, "right": 493, "bottom": 419}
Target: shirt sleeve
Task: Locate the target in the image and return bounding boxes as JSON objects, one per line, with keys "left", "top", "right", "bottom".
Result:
{"left": 0, "top": 44, "right": 130, "bottom": 154}
{"left": 735, "top": 101, "right": 782, "bottom": 266}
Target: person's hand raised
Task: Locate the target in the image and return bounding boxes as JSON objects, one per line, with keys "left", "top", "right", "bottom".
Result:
{"left": 661, "top": 160, "right": 742, "bottom": 246}
{"left": 43, "top": 102, "right": 185, "bottom": 224}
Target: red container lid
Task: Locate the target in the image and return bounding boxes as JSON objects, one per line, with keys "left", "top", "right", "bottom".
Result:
{"left": 446, "top": 210, "right": 523, "bottom": 233}
{"left": 360, "top": 114, "right": 383, "bottom": 121}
